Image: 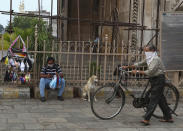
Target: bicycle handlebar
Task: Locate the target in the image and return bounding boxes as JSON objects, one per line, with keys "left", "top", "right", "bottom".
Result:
{"left": 117, "top": 67, "right": 149, "bottom": 80}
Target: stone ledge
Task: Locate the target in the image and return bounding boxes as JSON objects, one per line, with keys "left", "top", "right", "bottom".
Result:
{"left": 0, "top": 86, "right": 30, "bottom": 99}
{"left": 34, "top": 86, "right": 74, "bottom": 99}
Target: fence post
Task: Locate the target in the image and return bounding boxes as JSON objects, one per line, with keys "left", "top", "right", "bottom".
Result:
{"left": 58, "top": 41, "right": 62, "bottom": 66}
{"left": 104, "top": 34, "right": 108, "bottom": 84}
{"left": 89, "top": 42, "right": 92, "bottom": 77}
{"left": 51, "top": 40, "right": 54, "bottom": 57}
{"left": 96, "top": 40, "right": 99, "bottom": 78}
{"left": 66, "top": 42, "right": 70, "bottom": 80}
{"left": 34, "top": 24, "right": 38, "bottom": 83}
{"left": 80, "top": 41, "right": 84, "bottom": 85}
{"left": 73, "top": 42, "right": 77, "bottom": 81}
{"left": 43, "top": 40, "right": 46, "bottom": 66}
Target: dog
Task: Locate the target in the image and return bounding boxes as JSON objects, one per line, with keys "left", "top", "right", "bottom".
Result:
{"left": 82, "top": 75, "right": 98, "bottom": 102}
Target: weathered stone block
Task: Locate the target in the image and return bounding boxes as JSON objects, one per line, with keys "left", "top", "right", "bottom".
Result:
{"left": 63, "top": 87, "right": 73, "bottom": 98}
{"left": 0, "top": 86, "right": 30, "bottom": 99}
{"left": 34, "top": 86, "right": 73, "bottom": 99}
{"left": 3, "top": 91, "right": 19, "bottom": 99}
{"left": 34, "top": 87, "right": 48, "bottom": 99}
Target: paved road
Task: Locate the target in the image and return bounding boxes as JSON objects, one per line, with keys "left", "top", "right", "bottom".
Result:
{"left": 0, "top": 98, "right": 182, "bottom": 131}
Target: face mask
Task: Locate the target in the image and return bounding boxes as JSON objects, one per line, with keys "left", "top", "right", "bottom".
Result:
{"left": 145, "top": 52, "right": 154, "bottom": 59}
{"left": 48, "top": 64, "right": 54, "bottom": 67}
{"left": 145, "top": 52, "right": 157, "bottom": 65}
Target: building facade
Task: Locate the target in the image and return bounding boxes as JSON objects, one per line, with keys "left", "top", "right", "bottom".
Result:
{"left": 57, "top": 0, "right": 182, "bottom": 45}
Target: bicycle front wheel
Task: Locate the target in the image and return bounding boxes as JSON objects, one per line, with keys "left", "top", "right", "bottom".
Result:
{"left": 91, "top": 83, "right": 125, "bottom": 120}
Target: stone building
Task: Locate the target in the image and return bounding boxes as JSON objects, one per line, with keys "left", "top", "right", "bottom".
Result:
{"left": 56, "top": 0, "right": 182, "bottom": 52}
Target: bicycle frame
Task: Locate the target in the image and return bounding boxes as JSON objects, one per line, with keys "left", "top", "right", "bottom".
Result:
{"left": 117, "top": 70, "right": 150, "bottom": 100}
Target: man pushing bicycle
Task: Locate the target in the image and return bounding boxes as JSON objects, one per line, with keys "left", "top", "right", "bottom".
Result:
{"left": 123, "top": 44, "right": 173, "bottom": 126}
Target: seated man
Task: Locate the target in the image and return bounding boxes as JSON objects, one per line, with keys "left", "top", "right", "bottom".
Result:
{"left": 39, "top": 57, "right": 65, "bottom": 102}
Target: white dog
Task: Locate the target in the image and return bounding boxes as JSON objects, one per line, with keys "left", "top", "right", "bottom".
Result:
{"left": 82, "top": 75, "right": 98, "bottom": 102}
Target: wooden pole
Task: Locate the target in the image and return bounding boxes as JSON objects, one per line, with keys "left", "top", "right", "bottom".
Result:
{"left": 34, "top": 25, "right": 38, "bottom": 83}
{"left": 51, "top": 0, "right": 53, "bottom": 27}
{"left": 9, "top": 0, "right": 12, "bottom": 34}
{"left": 77, "top": 0, "right": 81, "bottom": 41}
{"left": 38, "top": 0, "right": 41, "bottom": 20}
{"left": 140, "top": 0, "right": 145, "bottom": 55}
{"left": 155, "top": 0, "right": 160, "bottom": 47}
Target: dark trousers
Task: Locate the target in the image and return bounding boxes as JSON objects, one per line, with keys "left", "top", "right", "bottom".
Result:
{"left": 144, "top": 74, "right": 172, "bottom": 121}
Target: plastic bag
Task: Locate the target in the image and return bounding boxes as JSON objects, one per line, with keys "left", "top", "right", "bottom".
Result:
{"left": 49, "top": 75, "right": 57, "bottom": 89}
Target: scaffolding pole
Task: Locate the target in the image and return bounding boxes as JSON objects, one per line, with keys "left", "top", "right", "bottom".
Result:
{"left": 77, "top": 0, "right": 81, "bottom": 41}
{"left": 140, "top": 0, "right": 145, "bottom": 54}
{"left": 156, "top": 0, "right": 160, "bottom": 47}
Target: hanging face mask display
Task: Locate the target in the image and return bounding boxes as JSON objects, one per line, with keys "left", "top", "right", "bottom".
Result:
{"left": 20, "top": 61, "right": 25, "bottom": 72}
{"left": 9, "top": 58, "right": 15, "bottom": 67}
{"left": 3, "top": 35, "right": 34, "bottom": 84}
{"left": 26, "top": 62, "right": 29, "bottom": 71}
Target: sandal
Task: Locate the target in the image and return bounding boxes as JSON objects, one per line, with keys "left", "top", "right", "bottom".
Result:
{"left": 159, "top": 119, "right": 174, "bottom": 123}
{"left": 140, "top": 120, "right": 150, "bottom": 126}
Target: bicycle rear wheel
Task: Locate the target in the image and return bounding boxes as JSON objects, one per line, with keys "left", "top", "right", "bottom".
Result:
{"left": 91, "top": 83, "right": 125, "bottom": 120}
{"left": 148, "top": 83, "right": 179, "bottom": 118}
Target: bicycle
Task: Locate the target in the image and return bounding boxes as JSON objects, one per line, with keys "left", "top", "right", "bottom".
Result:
{"left": 91, "top": 66, "right": 180, "bottom": 120}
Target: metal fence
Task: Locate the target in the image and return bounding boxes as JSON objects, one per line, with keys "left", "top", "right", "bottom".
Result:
{"left": 0, "top": 32, "right": 148, "bottom": 88}
{"left": 29, "top": 35, "right": 146, "bottom": 87}
{"left": 1, "top": 30, "right": 182, "bottom": 89}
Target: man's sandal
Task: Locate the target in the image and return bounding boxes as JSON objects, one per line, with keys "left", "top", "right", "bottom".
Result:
{"left": 159, "top": 119, "right": 174, "bottom": 123}
{"left": 140, "top": 120, "right": 150, "bottom": 126}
